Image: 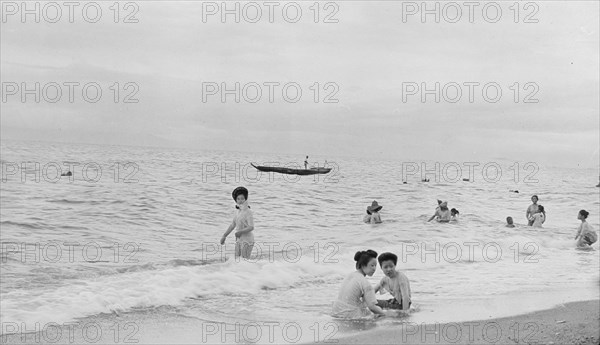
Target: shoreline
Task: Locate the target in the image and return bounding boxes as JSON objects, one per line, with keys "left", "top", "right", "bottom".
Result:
{"left": 324, "top": 300, "right": 600, "bottom": 345}
{"left": 1, "top": 300, "right": 598, "bottom": 344}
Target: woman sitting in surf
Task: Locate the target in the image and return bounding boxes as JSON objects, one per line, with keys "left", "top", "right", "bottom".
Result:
{"left": 332, "top": 250, "right": 388, "bottom": 319}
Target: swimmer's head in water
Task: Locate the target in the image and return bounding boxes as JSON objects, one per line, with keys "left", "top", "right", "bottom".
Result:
{"left": 531, "top": 195, "right": 538, "bottom": 202}
{"left": 451, "top": 208, "right": 459, "bottom": 216}
{"left": 506, "top": 216, "right": 514, "bottom": 224}
{"left": 354, "top": 250, "right": 378, "bottom": 274}
{"left": 579, "top": 210, "right": 589, "bottom": 219}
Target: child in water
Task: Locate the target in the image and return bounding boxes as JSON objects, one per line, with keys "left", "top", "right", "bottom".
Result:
{"left": 450, "top": 208, "right": 459, "bottom": 221}
{"left": 364, "top": 201, "right": 383, "bottom": 224}
{"left": 575, "top": 210, "right": 597, "bottom": 248}
{"left": 529, "top": 205, "right": 545, "bottom": 228}
{"left": 220, "top": 186, "right": 255, "bottom": 259}
{"left": 506, "top": 217, "right": 515, "bottom": 228}
{"left": 374, "top": 252, "right": 411, "bottom": 311}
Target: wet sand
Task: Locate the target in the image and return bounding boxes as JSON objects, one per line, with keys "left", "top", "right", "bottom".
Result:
{"left": 327, "top": 300, "right": 599, "bottom": 345}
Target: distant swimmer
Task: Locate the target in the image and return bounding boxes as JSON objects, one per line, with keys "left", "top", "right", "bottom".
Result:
{"left": 575, "top": 210, "right": 597, "bottom": 248}
{"left": 506, "top": 217, "right": 515, "bottom": 228}
{"left": 530, "top": 205, "right": 546, "bottom": 228}
{"left": 61, "top": 171, "right": 72, "bottom": 176}
{"left": 304, "top": 156, "right": 309, "bottom": 169}
{"left": 509, "top": 190, "right": 519, "bottom": 193}
{"left": 428, "top": 201, "right": 451, "bottom": 222}
{"left": 450, "top": 208, "right": 459, "bottom": 221}
{"left": 364, "top": 201, "right": 383, "bottom": 224}
{"left": 526, "top": 195, "right": 540, "bottom": 226}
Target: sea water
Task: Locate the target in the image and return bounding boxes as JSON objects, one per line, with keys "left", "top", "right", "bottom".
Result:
{"left": 1, "top": 140, "right": 599, "bottom": 342}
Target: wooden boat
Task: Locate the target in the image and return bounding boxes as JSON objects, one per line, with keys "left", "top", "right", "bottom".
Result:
{"left": 251, "top": 163, "right": 331, "bottom": 175}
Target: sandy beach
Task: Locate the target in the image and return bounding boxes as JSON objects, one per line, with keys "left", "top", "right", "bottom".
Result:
{"left": 329, "top": 300, "right": 600, "bottom": 345}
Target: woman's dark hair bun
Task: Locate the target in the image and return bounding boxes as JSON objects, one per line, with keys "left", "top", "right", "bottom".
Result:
{"left": 354, "top": 249, "right": 378, "bottom": 266}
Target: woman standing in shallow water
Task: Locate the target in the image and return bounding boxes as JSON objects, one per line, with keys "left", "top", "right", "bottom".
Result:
{"left": 332, "top": 250, "right": 387, "bottom": 319}
{"left": 220, "top": 187, "right": 255, "bottom": 259}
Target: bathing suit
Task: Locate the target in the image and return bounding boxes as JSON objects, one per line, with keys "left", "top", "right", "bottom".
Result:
{"left": 376, "top": 298, "right": 411, "bottom": 310}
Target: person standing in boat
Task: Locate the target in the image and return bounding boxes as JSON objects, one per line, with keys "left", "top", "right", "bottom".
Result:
{"left": 304, "top": 156, "right": 309, "bottom": 169}
{"left": 220, "top": 187, "right": 255, "bottom": 259}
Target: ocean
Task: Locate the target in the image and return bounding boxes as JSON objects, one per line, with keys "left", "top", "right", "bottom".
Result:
{"left": 1, "top": 140, "right": 599, "bottom": 343}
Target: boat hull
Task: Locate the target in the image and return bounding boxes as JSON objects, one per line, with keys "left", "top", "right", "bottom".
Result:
{"left": 251, "top": 164, "right": 331, "bottom": 175}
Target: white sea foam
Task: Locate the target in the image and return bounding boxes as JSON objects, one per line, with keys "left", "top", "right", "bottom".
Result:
{"left": 0, "top": 256, "right": 344, "bottom": 329}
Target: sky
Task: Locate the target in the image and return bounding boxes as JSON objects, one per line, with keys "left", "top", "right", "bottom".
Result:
{"left": 1, "top": 1, "right": 599, "bottom": 168}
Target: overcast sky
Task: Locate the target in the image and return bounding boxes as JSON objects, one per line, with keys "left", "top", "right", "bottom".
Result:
{"left": 1, "top": 1, "right": 598, "bottom": 168}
